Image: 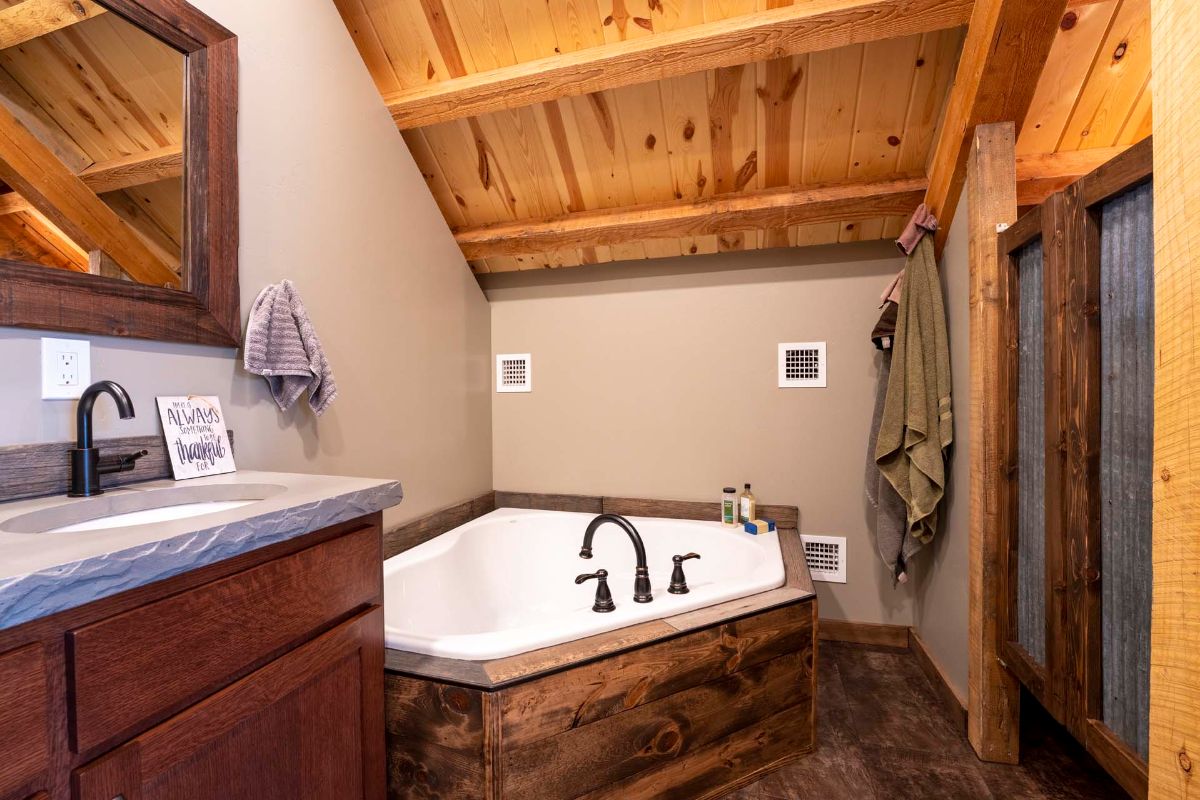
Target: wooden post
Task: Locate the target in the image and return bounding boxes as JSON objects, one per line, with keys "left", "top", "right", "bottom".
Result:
{"left": 1148, "top": 1, "right": 1200, "bottom": 797}
{"left": 967, "top": 121, "right": 1022, "bottom": 764}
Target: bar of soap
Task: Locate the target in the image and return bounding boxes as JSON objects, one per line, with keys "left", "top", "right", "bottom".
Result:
{"left": 743, "top": 519, "right": 776, "bottom": 534}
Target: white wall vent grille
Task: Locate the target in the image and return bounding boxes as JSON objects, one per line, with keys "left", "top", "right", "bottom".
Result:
{"left": 778, "top": 342, "right": 827, "bottom": 388}
{"left": 801, "top": 534, "right": 846, "bottom": 583}
{"left": 496, "top": 354, "right": 532, "bottom": 393}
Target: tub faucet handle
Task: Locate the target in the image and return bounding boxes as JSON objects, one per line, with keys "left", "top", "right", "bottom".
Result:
{"left": 668, "top": 553, "right": 701, "bottom": 595}
{"left": 575, "top": 569, "right": 616, "bottom": 613}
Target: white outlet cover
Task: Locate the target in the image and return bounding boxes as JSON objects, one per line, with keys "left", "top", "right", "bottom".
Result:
{"left": 41, "top": 337, "right": 91, "bottom": 400}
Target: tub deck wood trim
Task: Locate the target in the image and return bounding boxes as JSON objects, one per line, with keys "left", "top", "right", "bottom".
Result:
{"left": 384, "top": 594, "right": 817, "bottom": 800}
{"left": 384, "top": 522, "right": 813, "bottom": 689}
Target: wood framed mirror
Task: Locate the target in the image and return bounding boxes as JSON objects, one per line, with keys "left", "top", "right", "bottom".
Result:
{"left": 0, "top": 0, "right": 238, "bottom": 347}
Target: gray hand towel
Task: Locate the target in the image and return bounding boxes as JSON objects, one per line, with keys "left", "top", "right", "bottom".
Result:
{"left": 243, "top": 280, "right": 338, "bottom": 416}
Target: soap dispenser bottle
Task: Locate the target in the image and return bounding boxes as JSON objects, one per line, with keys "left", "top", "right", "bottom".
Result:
{"left": 738, "top": 483, "right": 757, "bottom": 524}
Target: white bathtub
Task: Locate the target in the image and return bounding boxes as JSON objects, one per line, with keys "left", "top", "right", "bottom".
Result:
{"left": 382, "top": 508, "right": 785, "bottom": 660}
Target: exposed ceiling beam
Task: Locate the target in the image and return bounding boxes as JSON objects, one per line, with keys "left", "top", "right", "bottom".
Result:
{"left": 923, "top": 0, "right": 1068, "bottom": 253}
{"left": 454, "top": 176, "right": 927, "bottom": 259}
{"left": 0, "top": 0, "right": 106, "bottom": 50}
{"left": 77, "top": 146, "right": 184, "bottom": 193}
{"left": 0, "top": 145, "right": 183, "bottom": 215}
{"left": 1014, "top": 145, "right": 1130, "bottom": 206}
{"left": 385, "top": 0, "right": 974, "bottom": 129}
{"left": 0, "top": 103, "right": 179, "bottom": 287}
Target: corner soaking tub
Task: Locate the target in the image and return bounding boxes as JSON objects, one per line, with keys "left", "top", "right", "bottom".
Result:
{"left": 382, "top": 507, "right": 785, "bottom": 660}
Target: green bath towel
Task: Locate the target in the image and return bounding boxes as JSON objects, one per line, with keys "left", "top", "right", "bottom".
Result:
{"left": 874, "top": 235, "right": 953, "bottom": 548}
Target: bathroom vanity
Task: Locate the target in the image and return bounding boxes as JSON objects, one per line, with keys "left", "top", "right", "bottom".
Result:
{"left": 0, "top": 471, "right": 403, "bottom": 800}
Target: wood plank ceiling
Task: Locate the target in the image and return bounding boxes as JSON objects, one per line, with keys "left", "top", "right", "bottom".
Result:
{"left": 336, "top": 0, "right": 1149, "bottom": 274}
{"left": 1016, "top": 0, "right": 1152, "bottom": 199}
{"left": 0, "top": 0, "right": 184, "bottom": 282}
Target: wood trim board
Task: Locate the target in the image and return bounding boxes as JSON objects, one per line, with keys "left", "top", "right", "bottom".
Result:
{"left": 1086, "top": 717, "right": 1149, "bottom": 800}
{"left": 1078, "top": 136, "right": 1153, "bottom": 208}
{"left": 817, "top": 619, "right": 910, "bottom": 648}
{"left": 910, "top": 628, "right": 969, "bottom": 735}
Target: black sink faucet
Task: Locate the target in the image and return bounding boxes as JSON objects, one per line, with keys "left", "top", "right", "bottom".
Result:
{"left": 68, "top": 380, "right": 145, "bottom": 498}
{"left": 579, "top": 514, "right": 653, "bottom": 603}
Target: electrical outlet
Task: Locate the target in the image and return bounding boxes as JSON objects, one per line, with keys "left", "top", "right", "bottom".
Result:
{"left": 58, "top": 352, "right": 78, "bottom": 386}
{"left": 41, "top": 338, "right": 91, "bottom": 400}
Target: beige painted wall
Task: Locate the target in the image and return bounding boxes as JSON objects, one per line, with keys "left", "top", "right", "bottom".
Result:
{"left": 913, "top": 205, "right": 971, "bottom": 700}
{"left": 486, "top": 242, "right": 919, "bottom": 626}
{"left": 0, "top": 0, "right": 493, "bottom": 524}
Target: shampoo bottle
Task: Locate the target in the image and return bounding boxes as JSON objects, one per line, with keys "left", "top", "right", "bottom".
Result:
{"left": 722, "top": 487, "right": 737, "bottom": 526}
{"left": 738, "top": 483, "right": 757, "bottom": 524}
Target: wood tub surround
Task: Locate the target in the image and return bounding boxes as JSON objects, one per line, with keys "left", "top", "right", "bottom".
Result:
{"left": 384, "top": 493, "right": 817, "bottom": 800}
{"left": 0, "top": 513, "right": 388, "bottom": 800}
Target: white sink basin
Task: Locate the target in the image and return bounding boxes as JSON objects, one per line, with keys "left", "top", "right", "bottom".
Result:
{"left": 46, "top": 501, "right": 261, "bottom": 533}
{"left": 1, "top": 484, "right": 287, "bottom": 535}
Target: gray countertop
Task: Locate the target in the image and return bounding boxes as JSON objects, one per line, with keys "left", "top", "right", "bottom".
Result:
{"left": 0, "top": 471, "right": 403, "bottom": 630}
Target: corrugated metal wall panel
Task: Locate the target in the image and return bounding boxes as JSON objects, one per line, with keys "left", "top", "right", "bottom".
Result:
{"left": 1016, "top": 238, "right": 1047, "bottom": 666}
{"left": 1099, "top": 180, "right": 1154, "bottom": 760}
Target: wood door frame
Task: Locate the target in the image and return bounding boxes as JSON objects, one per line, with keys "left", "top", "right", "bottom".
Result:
{"left": 994, "top": 138, "right": 1152, "bottom": 799}
{"left": 0, "top": 0, "right": 239, "bottom": 348}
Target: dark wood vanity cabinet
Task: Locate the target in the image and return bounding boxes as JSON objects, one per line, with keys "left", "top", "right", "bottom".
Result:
{"left": 0, "top": 514, "right": 386, "bottom": 800}
{"left": 73, "top": 609, "right": 383, "bottom": 800}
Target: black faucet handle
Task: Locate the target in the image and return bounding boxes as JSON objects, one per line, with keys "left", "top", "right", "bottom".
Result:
{"left": 575, "top": 569, "right": 616, "bottom": 613}
{"left": 575, "top": 568, "right": 607, "bottom": 584}
{"left": 117, "top": 449, "right": 149, "bottom": 467}
{"left": 98, "top": 449, "right": 149, "bottom": 476}
{"left": 669, "top": 553, "right": 701, "bottom": 595}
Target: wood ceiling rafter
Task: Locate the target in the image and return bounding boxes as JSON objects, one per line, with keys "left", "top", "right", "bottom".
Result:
{"left": 0, "top": 0, "right": 106, "bottom": 49}
{"left": 923, "top": 0, "right": 1071, "bottom": 253}
{"left": 0, "top": 102, "right": 180, "bottom": 287}
{"left": 455, "top": 175, "right": 928, "bottom": 259}
{"left": 0, "top": 144, "right": 183, "bottom": 215}
{"left": 385, "top": 0, "right": 975, "bottom": 129}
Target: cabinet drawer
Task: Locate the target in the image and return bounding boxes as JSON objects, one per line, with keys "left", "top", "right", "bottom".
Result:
{"left": 0, "top": 644, "right": 50, "bottom": 797}
{"left": 68, "top": 524, "right": 380, "bottom": 754}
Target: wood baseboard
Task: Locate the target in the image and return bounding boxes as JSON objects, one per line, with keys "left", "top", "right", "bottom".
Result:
{"left": 817, "top": 618, "right": 910, "bottom": 648}
{"left": 909, "top": 629, "right": 968, "bottom": 735}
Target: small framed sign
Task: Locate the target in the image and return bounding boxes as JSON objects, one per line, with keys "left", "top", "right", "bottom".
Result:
{"left": 156, "top": 396, "right": 236, "bottom": 480}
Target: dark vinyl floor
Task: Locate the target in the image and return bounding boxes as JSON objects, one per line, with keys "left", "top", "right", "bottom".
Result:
{"left": 730, "top": 640, "right": 1130, "bottom": 800}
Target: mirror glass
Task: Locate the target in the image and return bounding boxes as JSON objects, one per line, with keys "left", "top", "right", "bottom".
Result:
{"left": 0, "top": 2, "right": 184, "bottom": 288}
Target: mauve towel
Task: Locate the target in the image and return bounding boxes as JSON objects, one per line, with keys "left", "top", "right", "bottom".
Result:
{"left": 896, "top": 203, "right": 939, "bottom": 255}
{"left": 243, "top": 280, "right": 338, "bottom": 416}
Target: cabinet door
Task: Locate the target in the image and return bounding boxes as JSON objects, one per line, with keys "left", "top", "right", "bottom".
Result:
{"left": 73, "top": 607, "right": 384, "bottom": 800}
{"left": 0, "top": 644, "right": 51, "bottom": 800}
